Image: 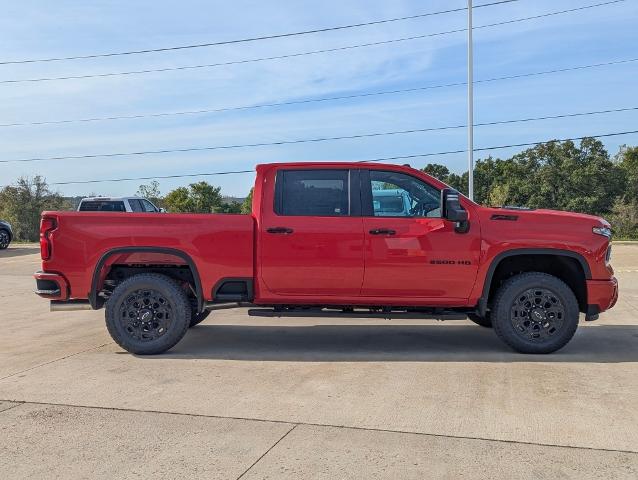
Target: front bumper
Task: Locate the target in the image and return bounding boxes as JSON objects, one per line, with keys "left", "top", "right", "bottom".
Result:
{"left": 34, "top": 271, "right": 69, "bottom": 300}
{"left": 586, "top": 277, "right": 618, "bottom": 319}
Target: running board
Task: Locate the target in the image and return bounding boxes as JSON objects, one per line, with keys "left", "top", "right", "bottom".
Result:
{"left": 248, "top": 308, "right": 467, "bottom": 320}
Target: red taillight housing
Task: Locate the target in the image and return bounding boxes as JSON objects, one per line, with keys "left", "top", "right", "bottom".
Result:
{"left": 40, "top": 217, "right": 57, "bottom": 260}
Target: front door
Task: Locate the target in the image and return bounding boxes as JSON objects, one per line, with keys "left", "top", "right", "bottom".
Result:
{"left": 361, "top": 169, "right": 480, "bottom": 301}
{"left": 259, "top": 168, "right": 364, "bottom": 296}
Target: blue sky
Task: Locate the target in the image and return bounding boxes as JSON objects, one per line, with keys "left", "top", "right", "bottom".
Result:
{"left": 0, "top": 0, "right": 637, "bottom": 198}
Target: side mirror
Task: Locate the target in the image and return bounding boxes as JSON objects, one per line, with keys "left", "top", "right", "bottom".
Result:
{"left": 159, "top": 208, "right": 166, "bottom": 213}
{"left": 441, "top": 188, "right": 469, "bottom": 232}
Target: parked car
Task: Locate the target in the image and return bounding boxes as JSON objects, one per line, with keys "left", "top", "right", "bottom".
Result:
{"left": 34, "top": 162, "right": 617, "bottom": 355}
{"left": 0, "top": 220, "right": 12, "bottom": 249}
{"left": 77, "top": 197, "right": 162, "bottom": 213}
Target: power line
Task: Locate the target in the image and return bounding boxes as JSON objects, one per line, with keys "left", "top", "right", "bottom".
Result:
{"left": 2, "top": 106, "right": 636, "bottom": 164}
{"left": 0, "top": 1, "right": 624, "bottom": 85}
{"left": 0, "top": 0, "right": 520, "bottom": 65}
{"left": 39, "top": 129, "right": 638, "bottom": 186}
{"left": 3, "top": 57, "right": 636, "bottom": 128}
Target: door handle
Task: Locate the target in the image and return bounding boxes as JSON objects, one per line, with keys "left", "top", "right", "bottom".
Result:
{"left": 267, "top": 227, "right": 294, "bottom": 234}
{"left": 369, "top": 228, "right": 396, "bottom": 235}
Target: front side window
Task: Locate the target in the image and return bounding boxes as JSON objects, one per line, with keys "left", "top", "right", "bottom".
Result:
{"left": 369, "top": 170, "right": 441, "bottom": 218}
{"left": 129, "top": 199, "right": 144, "bottom": 212}
{"left": 275, "top": 169, "right": 349, "bottom": 216}
{"left": 141, "top": 199, "right": 157, "bottom": 212}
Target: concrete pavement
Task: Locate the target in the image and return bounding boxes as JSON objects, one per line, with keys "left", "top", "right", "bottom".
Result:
{"left": 1, "top": 244, "right": 637, "bottom": 478}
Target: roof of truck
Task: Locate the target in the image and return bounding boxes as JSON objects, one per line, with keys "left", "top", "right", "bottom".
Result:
{"left": 79, "top": 197, "right": 143, "bottom": 202}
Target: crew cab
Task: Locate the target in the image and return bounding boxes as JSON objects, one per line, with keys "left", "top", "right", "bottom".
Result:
{"left": 34, "top": 162, "right": 618, "bottom": 355}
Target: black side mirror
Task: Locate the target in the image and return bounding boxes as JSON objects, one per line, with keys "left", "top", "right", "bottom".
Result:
{"left": 441, "top": 188, "right": 469, "bottom": 233}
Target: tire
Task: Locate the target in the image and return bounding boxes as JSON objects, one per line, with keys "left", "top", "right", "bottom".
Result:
{"left": 0, "top": 229, "right": 10, "bottom": 249}
{"left": 491, "top": 272, "right": 579, "bottom": 354}
{"left": 105, "top": 273, "right": 191, "bottom": 355}
{"left": 467, "top": 312, "right": 492, "bottom": 328}
{"left": 189, "top": 309, "right": 210, "bottom": 327}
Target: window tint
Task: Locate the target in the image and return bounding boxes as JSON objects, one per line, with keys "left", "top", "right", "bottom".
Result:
{"left": 141, "top": 199, "right": 157, "bottom": 212}
{"left": 129, "top": 199, "right": 144, "bottom": 212}
{"left": 276, "top": 170, "right": 349, "bottom": 216}
{"left": 79, "top": 201, "right": 126, "bottom": 212}
{"left": 369, "top": 170, "right": 441, "bottom": 218}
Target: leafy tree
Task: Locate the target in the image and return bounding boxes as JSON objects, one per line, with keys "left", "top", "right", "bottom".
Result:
{"left": 162, "top": 181, "right": 242, "bottom": 213}
{"left": 241, "top": 188, "right": 253, "bottom": 214}
{"left": 0, "top": 176, "right": 70, "bottom": 241}
{"left": 136, "top": 180, "right": 164, "bottom": 208}
{"left": 216, "top": 201, "right": 242, "bottom": 213}
{"left": 615, "top": 145, "right": 638, "bottom": 203}
{"left": 421, "top": 164, "right": 451, "bottom": 181}
{"left": 609, "top": 198, "right": 638, "bottom": 239}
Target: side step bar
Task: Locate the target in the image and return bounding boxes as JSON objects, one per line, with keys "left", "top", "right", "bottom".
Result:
{"left": 248, "top": 308, "right": 467, "bottom": 320}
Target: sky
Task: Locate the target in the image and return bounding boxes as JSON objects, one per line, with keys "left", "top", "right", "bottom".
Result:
{"left": 0, "top": 0, "right": 637, "bottom": 198}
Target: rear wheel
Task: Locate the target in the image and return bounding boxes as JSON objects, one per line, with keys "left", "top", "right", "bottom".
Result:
{"left": 491, "top": 272, "right": 579, "bottom": 354}
{"left": 0, "top": 229, "right": 10, "bottom": 249}
{"left": 105, "top": 273, "right": 191, "bottom": 354}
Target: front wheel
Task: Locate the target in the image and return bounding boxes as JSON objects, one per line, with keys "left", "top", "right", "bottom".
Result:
{"left": 491, "top": 272, "right": 579, "bottom": 354}
{"left": 105, "top": 273, "right": 191, "bottom": 354}
{"left": 0, "top": 229, "right": 10, "bottom": 249}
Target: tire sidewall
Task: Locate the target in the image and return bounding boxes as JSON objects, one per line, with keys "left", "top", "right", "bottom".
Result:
{"left": 0, "top": 229, "right": 10, "bottom": 249}
{"left": 106, "top": 274, "right": 191, "bottom": 355}
{"left": 189, "top": 309, "right": 210, "bottom": 327}
{"left": 492, "top": 274, "right": 579, "bottom": 354}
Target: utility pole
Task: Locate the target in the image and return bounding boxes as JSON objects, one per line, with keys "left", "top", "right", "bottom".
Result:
{"left": 467, "top": 0, "right": 474, "bottom": 200}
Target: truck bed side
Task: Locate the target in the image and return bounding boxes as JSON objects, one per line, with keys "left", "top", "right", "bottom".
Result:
{"left": 40, "top": 211, "right": 254, "bottom": 303}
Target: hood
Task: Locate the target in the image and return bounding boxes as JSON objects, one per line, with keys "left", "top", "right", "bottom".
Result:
{"left": 493, "top": 207, "right": 608, "bottom": 226}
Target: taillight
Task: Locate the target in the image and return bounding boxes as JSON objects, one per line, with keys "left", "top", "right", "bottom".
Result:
{"left": 40, "top": 217, "right": 57, "bottom": 260}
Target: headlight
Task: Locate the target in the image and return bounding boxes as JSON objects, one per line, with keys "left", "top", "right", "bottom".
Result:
{"left": 593, "top": 226, "right": 612, "bottom": 238}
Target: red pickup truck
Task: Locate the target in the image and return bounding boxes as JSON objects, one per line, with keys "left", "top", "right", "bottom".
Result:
{"left": 34, "top": 162, "right": 618, "bottom": 355}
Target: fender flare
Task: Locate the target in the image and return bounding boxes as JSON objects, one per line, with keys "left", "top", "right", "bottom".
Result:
{"left": 89, "top": 246, "right": 203, "bottom": 311}
{"left": 477, "top": 248, "right": 592, "bottom": 316}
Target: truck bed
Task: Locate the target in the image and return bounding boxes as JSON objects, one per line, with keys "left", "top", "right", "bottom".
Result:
{"left": 41, "top": 211, "right": 254, "bottom": 302}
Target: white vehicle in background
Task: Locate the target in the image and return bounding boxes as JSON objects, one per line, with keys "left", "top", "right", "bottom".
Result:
{"left": 77, "top": 197, "right": 163, "bottom": 213}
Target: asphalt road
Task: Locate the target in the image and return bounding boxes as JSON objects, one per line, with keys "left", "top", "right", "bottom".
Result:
{"left": 1, "top": 244, "right": 637, "bottom": 479}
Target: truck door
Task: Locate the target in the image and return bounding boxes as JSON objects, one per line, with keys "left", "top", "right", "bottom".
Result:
{"left": 361, "top": 169, "right": 480, "bottom": 300}
{"left": 259, "top": 168, "right": 364, "bottom": 296}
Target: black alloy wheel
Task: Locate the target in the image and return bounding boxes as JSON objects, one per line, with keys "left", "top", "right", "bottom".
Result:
{"left": 105, "top": 273, "right": 190, "bottom": 354}
{"left": 509, "top": 287, "right": 566, "bottom": 342}
{"left": 491, "top": 272, "right": 579, "bottom": 354}
{"left": 119, "top": 289, "right": 173, "bottom": 342}
{"left": 0, "top": 230, "right": 10, "bottom": 249}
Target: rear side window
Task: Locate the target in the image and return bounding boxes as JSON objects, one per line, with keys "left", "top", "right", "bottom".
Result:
{"left": 275, "top": 170, "right": 349, "bottom": 216}
{"left": 79, "top": 201, "right": 126, "bottom": 212}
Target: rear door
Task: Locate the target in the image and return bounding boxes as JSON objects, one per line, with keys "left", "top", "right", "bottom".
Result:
{"left": 361, "top": 169, "right": 480, "bottom": 300}
{"left": 259, "top": 168, "right": 364, "bottom": 296}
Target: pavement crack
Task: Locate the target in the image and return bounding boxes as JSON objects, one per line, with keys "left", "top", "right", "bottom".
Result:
{"left": 0, "top": 402, "right": 25, "bottom": 414}
{"left": 236, "top": 424, "right": 298, "bottom": 480}
{"left": 0, "top": 342, "right": 112, "bottom": 381}
{"left": 0, "top": 400, "right": 635, "bottom": 455}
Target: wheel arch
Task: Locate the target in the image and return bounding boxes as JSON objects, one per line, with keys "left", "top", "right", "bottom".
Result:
{"left": 90, "top": 247, "right": 203, "bottom": 312}
{"left": 478, "top": 248, "right": 591, "bottom": 316}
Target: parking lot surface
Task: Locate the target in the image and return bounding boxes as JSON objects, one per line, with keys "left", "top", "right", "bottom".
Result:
{"left": 1, "top": 244, "right": 637, "bottom": 479}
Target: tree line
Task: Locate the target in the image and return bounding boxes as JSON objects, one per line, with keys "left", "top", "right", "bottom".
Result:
{"left": 1, "top": 138, "right": 637, "bottom": 242}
